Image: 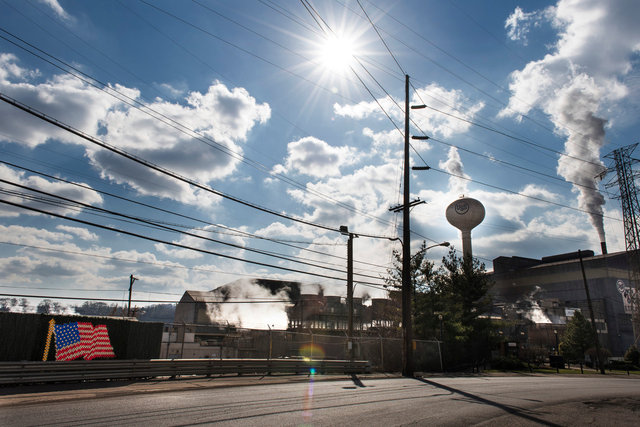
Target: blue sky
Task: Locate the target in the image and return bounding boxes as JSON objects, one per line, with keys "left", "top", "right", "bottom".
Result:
{"left": 0, "top": 0, "right": 639, "bottom": 325}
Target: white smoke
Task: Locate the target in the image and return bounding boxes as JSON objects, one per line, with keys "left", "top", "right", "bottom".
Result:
{"left": 550, "top": 75, "right": 607, "bottom": 241}
{"left": 206, "top": 279, "right": 291, "bottom": 329}
{"left": 516, "top": 286, "right": 551, "bottom": 324}
{"left": 439, "top": 146, "right": 469, "bottom": 195}
{"left": 501, "top": 0, "right": 640, "bottom": 243}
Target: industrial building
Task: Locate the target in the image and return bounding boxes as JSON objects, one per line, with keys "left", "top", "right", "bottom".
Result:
{"left": 491, "top": 249, "right": 639, "bottom": 357}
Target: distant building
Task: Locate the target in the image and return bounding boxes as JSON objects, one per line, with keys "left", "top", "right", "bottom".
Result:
{"left": 173, "top": 279, "right": 401, "bottom": 334}
{"left": 286, "top": 294, "right": 400, "bottom": 331}
{"left": 491, "top": 250, "right": 638, "bottom": 356}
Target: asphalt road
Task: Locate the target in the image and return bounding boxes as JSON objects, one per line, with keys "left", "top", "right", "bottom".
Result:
{"left": 2, "top": 375, "right": 640, "bottom": 426}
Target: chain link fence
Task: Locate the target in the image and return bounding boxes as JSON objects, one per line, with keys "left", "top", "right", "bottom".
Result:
{"left": 162, "top": 325, "right": 443, "bottom": 372}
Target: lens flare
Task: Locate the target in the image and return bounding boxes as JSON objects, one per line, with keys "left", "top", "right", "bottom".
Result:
{"left": 298, "top": 343, "right": 325, "bottom": 359}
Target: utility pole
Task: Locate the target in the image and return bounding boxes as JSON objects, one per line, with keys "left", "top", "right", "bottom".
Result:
{"left": 389, "top": 75, "right": 429, "bottom": 376}
{"left": 402, "top": 74, "right": 413, "bottom": 377}
{"left": 578, "top": 250, "right": 606, "bottom": 374}
{"left": 127, "top": 274, "right": 138, "bottom": 317}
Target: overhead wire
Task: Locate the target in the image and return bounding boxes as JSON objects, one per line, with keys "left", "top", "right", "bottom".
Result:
{"left": 0, "top": 241, "right": 375, "bottom": 293}
{"left": 1, "top": 165, "right": 396, "bottom": 283}
{"left": 0, "top": 293, "right": 289, "bottom": 304}
{"left": 0, "top": 196, "right": 388, "bottom": 288}
{"left": 0, "top": 176, "right": 389, "bottom": 281}
{"left": 364, "top": 0, "right": 594, "bottom": 147}
{"left": 0, "top": 24, "right": 407, "bottom": 237}
{"left": 336, "top": 1, "right": 617, "bottom": 225}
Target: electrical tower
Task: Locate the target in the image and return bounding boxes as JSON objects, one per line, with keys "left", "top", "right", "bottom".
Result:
{"left": 603, "top": 143, "right": 640, "bottom": 344}
{"left": 604, "top": 143, "right": 640, "bottom": 251}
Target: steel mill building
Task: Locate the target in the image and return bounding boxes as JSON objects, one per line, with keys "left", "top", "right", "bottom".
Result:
{"left": 490, "top": 249, "right": 639, "bottom": 357}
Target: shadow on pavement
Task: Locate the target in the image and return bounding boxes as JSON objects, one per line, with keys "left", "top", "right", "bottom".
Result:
{"left": 415, "top": 377, "right": 561, "bottom": 426}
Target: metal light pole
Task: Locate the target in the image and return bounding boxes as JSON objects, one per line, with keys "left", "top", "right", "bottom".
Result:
{"left": 341, "top": 225, "right": 357, "bottom": 360}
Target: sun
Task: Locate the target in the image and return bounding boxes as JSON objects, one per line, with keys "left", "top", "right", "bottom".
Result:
{"left": 317, "top": 33, "right": 357, "bottom": 73}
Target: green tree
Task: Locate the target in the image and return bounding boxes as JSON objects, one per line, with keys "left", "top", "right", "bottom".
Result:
{"left": 384, "top": 241, "right": 437, "bottom": 329}
{"left": 624, "top": 345, "right": 639, "bottom": 366}
{"left": 385, "top": 245, "right": 494, "bottom": 369}
{"left": 433, "top": 249, "right": 494, "bottom": 368}
{"left": 559, "top": 310, "right": 596, "bottom": 364}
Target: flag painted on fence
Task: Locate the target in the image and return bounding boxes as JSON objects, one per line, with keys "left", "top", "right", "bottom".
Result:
{"left": 86, "top": 324, "right": 115, "bottom": 360}
{"left": 54, "top": 322, "right": 92, "bottom": 361}
{"left": 53, "top": 322, "right": 115, "bottom": 361}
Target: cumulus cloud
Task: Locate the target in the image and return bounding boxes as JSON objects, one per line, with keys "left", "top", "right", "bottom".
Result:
{"left": 273, "top": 136, "right": 357, "bottom": 178}
{"left": 0, "top": 55, "right": 271, "bottom": 204}
{"left": 55, "top": 225, "right": 99, "bottom": 241}
{"left": 410, "top": 85, "right": 485, "bottom": 138}
{"left": 505, "top": 6, "right": 552, "bottom": 45}
{"left": 334, "top": 83, "right": 484, "bottom": 139}
{"left": 282, "top": 162, "right": 400, "bottom": 247}
{"left": 0, "top": 164, "right": 103, "bottom": 217}
{"left": 500, "top": 0, "right": 640, "bottom": 244}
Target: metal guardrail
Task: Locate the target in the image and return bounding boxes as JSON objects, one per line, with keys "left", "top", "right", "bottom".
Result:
{"left": 0, "top": 358, "right": 371, "bottom": 385}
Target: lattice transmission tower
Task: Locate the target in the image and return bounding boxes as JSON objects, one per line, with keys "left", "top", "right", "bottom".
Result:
{"left": 604, "top": 143, "right": 640, "bottom": 251}
{"left": 603, "top": 143, "right": 640, "bottom": 344}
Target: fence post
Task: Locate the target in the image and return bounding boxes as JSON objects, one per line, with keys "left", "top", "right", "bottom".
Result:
{"left": 378, "top": 333, "right": 384, "bottom": 371}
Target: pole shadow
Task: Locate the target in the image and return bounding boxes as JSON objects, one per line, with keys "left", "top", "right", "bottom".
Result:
{"left": 415, "top": 377, "right": 561, "bottom": 426}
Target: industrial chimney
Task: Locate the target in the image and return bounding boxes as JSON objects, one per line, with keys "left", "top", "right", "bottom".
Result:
{"left": 446, "top": 196, "right": 485, "bottom": 260}
{"left": 601, "top": 241, "right": 608, "bottom": 255}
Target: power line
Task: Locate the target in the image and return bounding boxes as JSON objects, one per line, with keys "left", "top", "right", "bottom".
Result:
{"left": 0, "top": 92, "right": 343, "bottom": 233}
{"left": 0, "top": 27, "right": 400, "bottom": 232}
{"left": 0, "top": 177, "right": 376, "bottom": 278}
{"left": 0, "top": 158, "right": 390, "bottom": 272}
{"left": 0, "top": 197, "right": 387, "bottom": 287}
{"left": 0, "top": 293, "right": 289, "bottom": 304}
{"left": 426, "top": 165, "right": 621, "bottom": 222}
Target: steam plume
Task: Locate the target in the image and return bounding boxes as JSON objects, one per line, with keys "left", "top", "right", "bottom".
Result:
{"left": 550, "top": 76, "right": 607, "bottom": 242}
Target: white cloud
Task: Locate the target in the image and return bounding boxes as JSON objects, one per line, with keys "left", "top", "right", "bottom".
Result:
{"left": 0, "top": 55, "right": 271, "bottom": 203}
{"left": 410, "top": 85, "right": 485, "bottom": 138}
{"left": 334, "top": 83, "right": 483, "bottom": 139}
{"left": 274, "top": 136, "right": 357, "bottom": 178}
{"left": 505, "top": 6, "right": 552, "bottom": 45}
{"left": 0, "top": 164, "right": 103, "bottom": 217}
{"left": 0, "top": 53, "right": 39, "bottom": 83}
{"left": 55, "top": 225, "right": 99, "bottom": 241}
{"left": 289, "top": 163, "right": 399, "bottom": 232}
{"left": 38, "top": 0, "right": 74, "bottom": 22}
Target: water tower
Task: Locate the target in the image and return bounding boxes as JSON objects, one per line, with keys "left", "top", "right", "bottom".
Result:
{"left": 446, "top": 196, "right": 485, "bottom": 260}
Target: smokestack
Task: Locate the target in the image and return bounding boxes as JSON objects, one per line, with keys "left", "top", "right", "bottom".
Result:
{"left": 601, "top": 241, "right": 608, "bottom": 255}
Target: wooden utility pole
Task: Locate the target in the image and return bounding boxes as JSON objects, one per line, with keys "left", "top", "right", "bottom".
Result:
{"left": 127, "top": 274, "right": 138, "bottom": 317}
{"left": 578, "top": 250, "right": 605, "bottom": 374}
{"left": 402, "top": 74, "right": 413, "bottom": 377}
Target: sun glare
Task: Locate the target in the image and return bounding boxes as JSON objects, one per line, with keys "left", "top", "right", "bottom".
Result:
{"left": 317, "top": 34, "right": 356, "bottom": 73}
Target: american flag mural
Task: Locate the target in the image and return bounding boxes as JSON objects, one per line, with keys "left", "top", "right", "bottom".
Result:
{"left": 53, "top": 322, "right": 115, "bottom": 361}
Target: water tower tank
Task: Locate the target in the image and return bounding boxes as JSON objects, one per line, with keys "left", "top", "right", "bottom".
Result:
{"left": 446, "top": 197, "right": 485, "bottom": 259}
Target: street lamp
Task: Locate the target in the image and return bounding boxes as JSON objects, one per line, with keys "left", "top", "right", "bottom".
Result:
{"left": 340, "top": 225, "right": 358, "bottom": 360}
{"left": 427, "top": 241, "right": 450, "bottom": 251}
